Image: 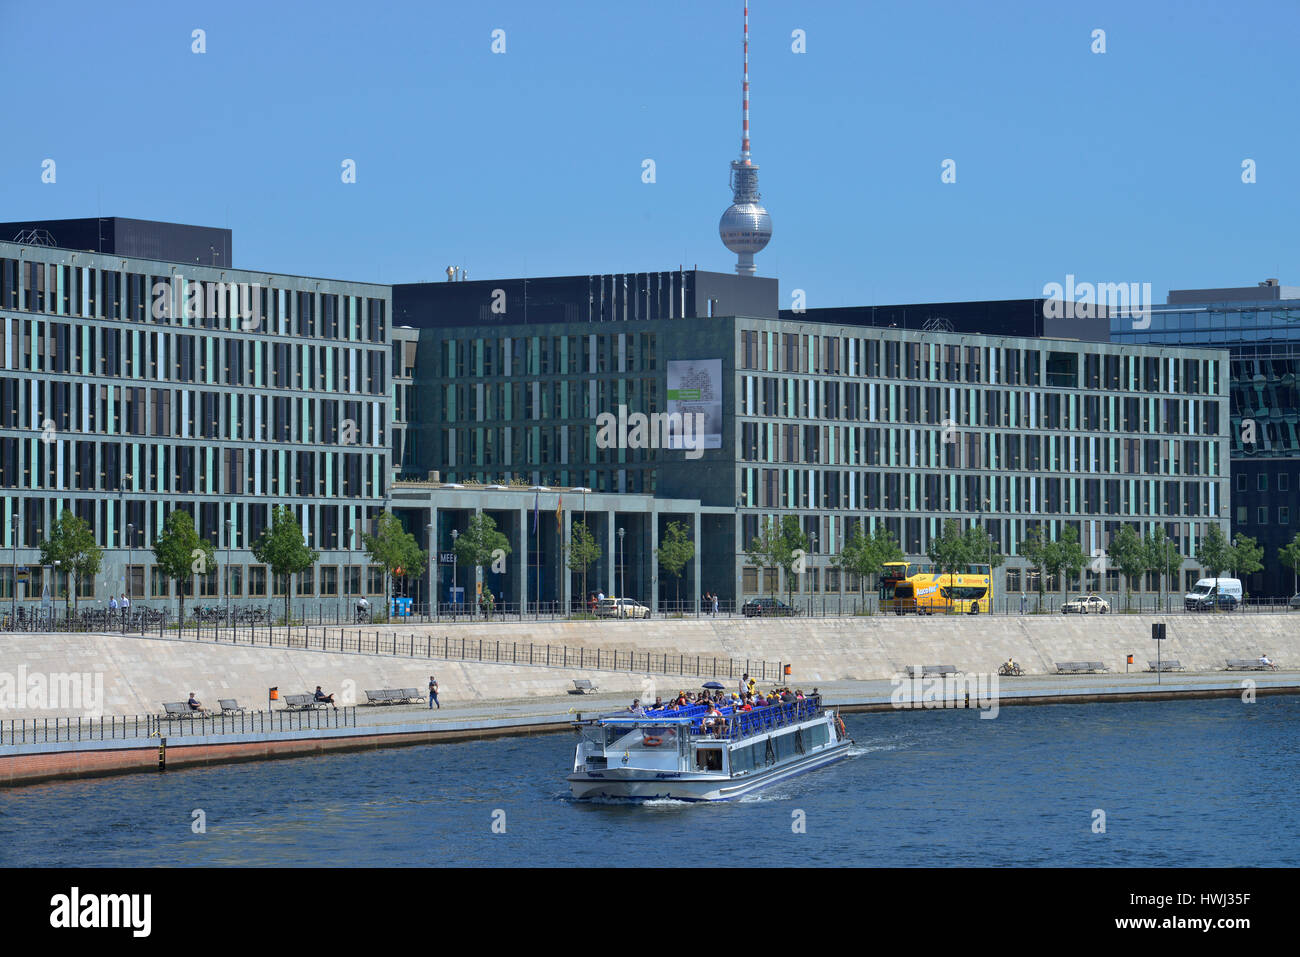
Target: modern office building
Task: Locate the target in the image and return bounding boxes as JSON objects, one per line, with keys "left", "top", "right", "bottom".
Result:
{"left": 1112, "top": 279, "right": 1300, "bottom": 596}
{"left": 0, "top": 231, "right": 390, "bottom": 614}
{"left": 0, "top": 217, "right": 233, "bottom": 268}
{"left": 0, "top": 220, "right": 1238, "bottom": 616}
{"left": 395, "top": 273, "right": 1231, "bottom": 609}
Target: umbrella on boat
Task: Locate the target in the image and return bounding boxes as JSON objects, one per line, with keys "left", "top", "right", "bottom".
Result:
{"left": 702, "top": 681, "right": 725, "bottom": 690}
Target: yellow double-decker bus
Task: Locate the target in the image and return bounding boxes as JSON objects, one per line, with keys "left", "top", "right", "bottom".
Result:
{"left": 879, "top": 561, "right": 992, "bottom": 615}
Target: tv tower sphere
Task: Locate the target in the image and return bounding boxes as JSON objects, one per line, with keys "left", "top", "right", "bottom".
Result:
{"left": 719, "top": 3, "right": 771, "bottom": 276}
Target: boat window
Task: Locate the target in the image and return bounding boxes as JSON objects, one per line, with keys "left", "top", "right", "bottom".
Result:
{"left": 696, "top": 748, "right": 723, "bottom": 772}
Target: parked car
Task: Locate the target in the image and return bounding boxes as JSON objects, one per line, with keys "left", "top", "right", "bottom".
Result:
{"left": 741, "top": 597, "right": 796, "bottom": 617}
{"left": 596, "top": 597, "right": 650, "bottom": 619}
{"left": 1061, "top": 595, "right": 1110, "bottom": 615}
{"left": 1184, "top": 578, "right": 1241, "bottom": 612}
{"left": 1288, "top": 593, "right": 1300, "bottom": 611}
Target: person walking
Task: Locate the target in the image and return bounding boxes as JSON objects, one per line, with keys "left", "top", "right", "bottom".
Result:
{"left": 109, "top": 594, "right": 119, "bottom": 618}
{"left": 712, "top": 593, "right": 719, "bottom": 616}
{"left": 428, "top": 675, "right": 440, "bottom": 709}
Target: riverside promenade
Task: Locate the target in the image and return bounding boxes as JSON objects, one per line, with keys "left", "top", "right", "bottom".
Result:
{"left": 3, "top": 669, "right": 1296, "bottom": 788}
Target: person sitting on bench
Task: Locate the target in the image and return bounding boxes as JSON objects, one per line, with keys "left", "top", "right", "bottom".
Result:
{"left": 1259, "top": 654, "right": 1274, "bottom": 669}
{"left": 315, "top": 686, "right": 338, "bottom": 710}
{"left": 187, "top": 692, "right": 202, "bottom": 712}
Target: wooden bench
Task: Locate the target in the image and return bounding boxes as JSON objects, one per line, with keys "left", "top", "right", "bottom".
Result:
{"left": 1055, "top": 661, "right": 1109, "bottom": 674}
{"left": 904, "top": 665, "right": 960, "bottom": 677}
{"left": 217, "top": 698, "right": 246, "bottom": 714}
{"left": 1226, "top": 659, "right": 1277, "bottom": 671}
{"left": 568, "top": 678, "right": 599, "bottom": 695}
{"left": 1147, "top": 660, "right": 1184, "bottom": 672}
{"left": 399, "top": 687, "right": 423, "bottom": 703}
{"left": 283, "top": 693, "right": 329, "bottom": 712}
{"left": 161, "top": 701, "right": 206, "bottom": 718}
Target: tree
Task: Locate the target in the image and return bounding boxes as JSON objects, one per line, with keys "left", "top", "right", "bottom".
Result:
{"left": 1195, "top": 525, "right": 1234, "bottom": 599}
{"left": 252, "top": 506, "right": 320, "bottom": 625}
{"left": 962, "top": 523, "right": 1003, "bottom": 610}
{"left": 1279, "top": 533, "right": 1300, "bottom": 595}
{"left": 655, "top": 521, "right": 695, "bottom": 609}
{"left": 832, "top": 522, "right": 903, "bottom": 603}
{"left": 153, "top": 510, "right": 214, "bottom": 624}
{"left": 39, "top": 509, "right": 102, "bottom": 612}
{"left": 744, "top": 517, "right": 782, "bottom": 598}
{"left": 1230, "top": 533, "right": 1264, "bottom": 596}
{"left": 567, "top": 521, "right": 601, "bottom": 612}
{"left": 1108, "top": 524, "right": 1146, "bottom": 610}
{"left": 362, "top": 511, "right": 426, "bottom": 616}
{"left": 775, "top": 516, "right": 810, "bottom": 609}
{"left": 1144, "top": 528, "right": 1182, "bottom": 611}
{"left": 1020, "top": 525, "right": 1049, "bottom": 600}
{"left": 452, "top": 512, "right": 506, "bottom": 604}
{"left": 1045, "top": 525, "right": 1087, "bottom": 601}
{"left": 926, "top": 519, "right": 970, "bottom": 613}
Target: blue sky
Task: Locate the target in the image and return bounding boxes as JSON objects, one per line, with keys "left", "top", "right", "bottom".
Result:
{"left": 3, "top": 0, "right": 1298, "bottom": 308}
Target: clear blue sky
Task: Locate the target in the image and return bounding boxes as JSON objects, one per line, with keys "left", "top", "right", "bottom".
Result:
{"left": 3, "top": 0, "right": 1298, "bottom": 308}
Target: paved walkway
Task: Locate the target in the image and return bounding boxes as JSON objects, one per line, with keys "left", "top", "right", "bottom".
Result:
{"left": 346, "top": 668, "right": 1300, "bottom": 729}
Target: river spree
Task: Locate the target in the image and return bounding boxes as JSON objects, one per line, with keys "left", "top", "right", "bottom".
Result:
{"left": 1, "top": 697, "right": 1295, "bottom": 867}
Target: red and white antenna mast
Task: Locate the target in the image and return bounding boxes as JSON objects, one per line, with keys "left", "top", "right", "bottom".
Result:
{"left": 741, "top": 2, "right": 751, "bottom": 163}
{"left": 719, "top": 1, "right": 771, "bottom": 276}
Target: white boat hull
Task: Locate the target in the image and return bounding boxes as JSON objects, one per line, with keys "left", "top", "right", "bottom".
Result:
{"left": 568, "top": 738, "right": 852, "bottom": 802}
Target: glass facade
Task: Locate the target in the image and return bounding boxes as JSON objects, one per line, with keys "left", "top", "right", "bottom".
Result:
{"left": 0, "top": 242, "right": 391, "bottom": 609}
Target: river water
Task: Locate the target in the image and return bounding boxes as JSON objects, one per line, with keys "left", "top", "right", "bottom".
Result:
{"left": 1, "top": 696, "right": 1295, "bottom": 867}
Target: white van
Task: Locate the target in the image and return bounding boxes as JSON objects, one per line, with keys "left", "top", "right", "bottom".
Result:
{"left": 1184, "top": 577, "right": 1242, "bottom": 611}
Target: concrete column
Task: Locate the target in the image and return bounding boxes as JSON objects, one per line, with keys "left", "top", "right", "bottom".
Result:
{"left": 518, "top": 507, "right": 528, "bottom": 612}
{"left": 692, "top": 510, "right": 701, "bottom": 613}
{"left": 562, "top": 508, "right": 572, "bottom": 613}
{"left": 428, "top": 505, "right": 438, "bottom": 610}
{"left": 648, "top": 510, "right": 659, "bottom": 614}
{"left": 607, "top": 510, "right": 617, "bottom": 596}
{"left": 474, "top": 506, "right": 483, "bottom": 607}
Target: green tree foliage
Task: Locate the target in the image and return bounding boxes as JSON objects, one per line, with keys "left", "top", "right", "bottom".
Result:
{"left": 832, "top": 522, "right": 903, "bottom": 601}
{"left": 1230, "top": 533, "right": 1263, "bottom": 590}
{"left": 1108, "top": 524, "right": 1146, "bottom": 609}
{"left": 567, "top": 521, "right": 601, "bottom": 608}
{"left": 1143, "top": 528, "right": 1183, "bottom": 609}
{"left": 654, "top": 521, "right": 695, "bottom": 607}
{"left": 926, "top": 519, "right": 969, "bottom": 610}
{"left": 1195, "top": 525, "right": 1234, "bottom": 593}
{"left": 153, "top": 510, "right": 214, "bottom": 624}
{"left": 744, "top": 517, "right": 782, "bottom": 598}
{"left": 362, "top": 511, "right": 426, "bottom": 614}
{"left": 453, "top": 512, "right": 507, "bottom": 597}
{"left": 1020, "top": 525, "right": 1049, "bottom": 598}
{"left": 38, "top": 509, "right": 102, "bottom": 611}
{"left": 253, "top": 505, "right": 320, "bottom": 625}
{"left": 1045, "top": 525, "right": 1088, "bottom": 599}
{"left": 1278, "top": 533, "right": 1300, "bottom": 594}
{"left": 775, "top": 516, "right": 810, "bottom": 608}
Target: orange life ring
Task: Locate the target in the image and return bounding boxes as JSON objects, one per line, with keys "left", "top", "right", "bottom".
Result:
{"left": 642, "top": 735, "right": 662, "bottom": 747}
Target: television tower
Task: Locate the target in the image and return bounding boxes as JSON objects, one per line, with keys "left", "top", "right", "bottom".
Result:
{"left": 718, "top": 2, "right": 772, "bottom": 277}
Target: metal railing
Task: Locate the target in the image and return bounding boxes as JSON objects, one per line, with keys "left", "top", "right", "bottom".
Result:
{"left": 0, "top": 706, "right": 356, "bottom": 746}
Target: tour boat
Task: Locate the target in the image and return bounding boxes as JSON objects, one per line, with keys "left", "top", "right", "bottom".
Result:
{"left": 568, "top": 693, "right": 852, "bottom": 801}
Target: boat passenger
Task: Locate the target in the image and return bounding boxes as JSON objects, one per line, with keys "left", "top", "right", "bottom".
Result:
{"left": 627, "top": 699, "right": 646, "bottom": 715}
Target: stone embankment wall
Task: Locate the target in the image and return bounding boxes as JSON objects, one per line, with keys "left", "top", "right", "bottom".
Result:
{"left": 0, "top": 614, "right": 1293, "bottom": 718}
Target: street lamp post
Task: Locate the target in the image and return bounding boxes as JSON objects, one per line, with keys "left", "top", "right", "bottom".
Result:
{"left": 9, "top": 515, "right": 17, "bottom": 626}
{"left": 809, "top": 532, "right": 818, "bottom": 617}
{"left": 224, "top": 518, "right": 233, "bottom": 627}
{"left": 450, "top": 528, "right": 459, "bottom": 618}
{"left": 425, "top": 522, "right": 434, "bottom": 619}
{"left": 617, "top": 527, "right": 625, "bottom": 609}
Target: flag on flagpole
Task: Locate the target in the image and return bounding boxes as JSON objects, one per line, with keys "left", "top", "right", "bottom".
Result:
{"left": 532, "top": 491, "right": 539, "bottom": 535}
{"left": 556, "top": 495, "right": 563, "bottom": 533}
